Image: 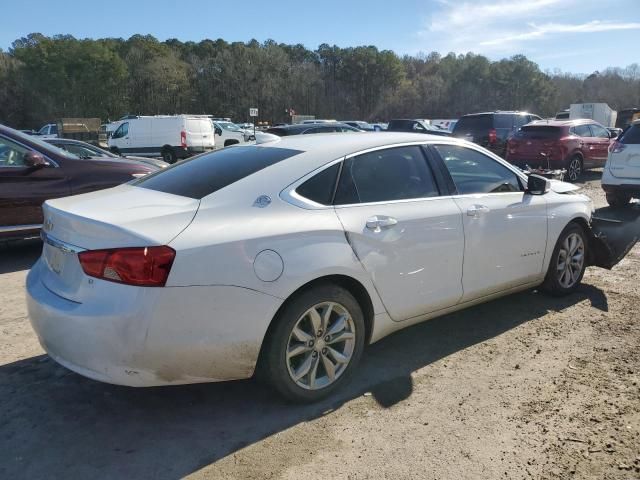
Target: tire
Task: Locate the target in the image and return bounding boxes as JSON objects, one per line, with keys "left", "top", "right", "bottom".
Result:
{"left": 606, "top": 191, "right": 631, "bottom": 208}
{"left": 259, "top": 283, "right": 365, "bottom": 403}
{"left": 542, "top": 223, "right": 588, "bottom": 296}
{"left": 224, "top": 139, "right": 239, "bottom": 147}
{"left": 161, "top": 147, "right": 177, "bottom": 164}
{"left": 565, "top": 155, "right": 583, "bottom": 182}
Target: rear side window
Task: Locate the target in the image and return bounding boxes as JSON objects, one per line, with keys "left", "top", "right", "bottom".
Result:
{"left": 620, "top": 125, "right": 640, "bottom": 144}
{"left": 135, "top": 146, "right": 303, "bottom": 199}
{"left": 334, "top": 146, "right": 439, "bottom": 204}
{"left": 516, "top": 126, "right": 563, "bottom": 139}
{"left": 453, "top": 115, "right": 492, "bottom": 133}
{"left": 296, "top": 163, "right": 340, "bottom": 205}
{"left": 572, "top": 125, "right": 592, "bottom": 137}
{"left": 494, "top": 115, "right": 513, "bottom": 129}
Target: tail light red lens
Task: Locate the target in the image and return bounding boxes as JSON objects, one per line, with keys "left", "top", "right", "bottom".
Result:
{"left": 488, "top": 128, "right": 497, "bottom": 144}
{"left": 609, "top": 141, "right": 626, "bottom": 153}
{"left": 78, "top": 246, "right": 176, "bottom": 287}
{"left": 180, "top": 130, "right": 187, "bottom": 148}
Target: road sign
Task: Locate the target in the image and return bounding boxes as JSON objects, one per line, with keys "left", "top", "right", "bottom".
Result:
{"left": 249, "top": 108, "right": 258, "bottom": 117}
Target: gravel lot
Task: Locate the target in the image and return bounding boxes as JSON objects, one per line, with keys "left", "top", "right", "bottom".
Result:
{"left": 1, "top": 171, "right": 638, "bottom": 480}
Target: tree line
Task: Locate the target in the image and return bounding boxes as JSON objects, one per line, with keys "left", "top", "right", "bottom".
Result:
{"left": 1, "top": 33, "right": 639, "bottom": 129}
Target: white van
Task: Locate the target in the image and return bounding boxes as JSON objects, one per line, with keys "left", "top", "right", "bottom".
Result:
{"left": 108, "top": 115, "right": 215, "bottom": 163}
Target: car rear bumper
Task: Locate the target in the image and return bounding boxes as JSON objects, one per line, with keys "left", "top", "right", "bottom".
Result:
{"left": 601, "top": 167, "right": 640, "bottom": 195}
{"left": 26, "top": 259, "right": 282, "bottom": 386}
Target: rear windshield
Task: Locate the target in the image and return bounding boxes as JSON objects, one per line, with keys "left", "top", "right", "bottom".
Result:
{"left": 620, "top": 125, "right": 640, "bottom": 145}
{"left": 134, "top": 146, "right": 303, "bottom": 199}
{"left": 453, "top": 115, "right": 492, "bottom": 133}
{"left": 516, "top": 126, "right": 563, "bottom": 139}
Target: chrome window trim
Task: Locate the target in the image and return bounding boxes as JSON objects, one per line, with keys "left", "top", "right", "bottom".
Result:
{"left": 0, "top": 224, "right": 43, "bottom": 233}
{"left": 41, "top": 231, "right": 86, "bottom": 254}
{"left": 280, "top": 139, "right": 530, "bottom": 210}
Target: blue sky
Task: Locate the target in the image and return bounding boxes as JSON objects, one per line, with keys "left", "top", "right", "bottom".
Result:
{"left": 2, "top": 0, "right": 638, "bottom": 74}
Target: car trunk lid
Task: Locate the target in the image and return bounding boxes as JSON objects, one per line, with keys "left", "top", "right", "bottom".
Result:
{"left": 39, "top": 184, "right": 199, "bottom": 302}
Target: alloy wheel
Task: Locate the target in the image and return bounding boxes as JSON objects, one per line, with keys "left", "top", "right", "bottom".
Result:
{"left": 567, "top": 157, "right": 582, "bottom": 182}
{"left": 556, "top": 232, "right": 585, "bottom": 288}
{"left": 286, "top": 302, "right": 356, "bottom": 390}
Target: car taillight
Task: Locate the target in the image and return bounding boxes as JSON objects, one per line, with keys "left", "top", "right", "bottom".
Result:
{"left": 488, "top": 128, "right": 497, "bottom": 144}
{"left": 180, "top": 130, "right": 187, "bottom": 148}
{"left": 78, "top": 246, "right": 175, "bottom": 287}
{"left": 609, "top": 141, "right": 626, "bottom": 153}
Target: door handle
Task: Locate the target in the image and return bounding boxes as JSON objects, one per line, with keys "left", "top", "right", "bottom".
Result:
{"left": 467, "top": 205, "right": 490, "bottom": 217}
{"left": 366, "top": 215, "right": 398, "bottom": 232}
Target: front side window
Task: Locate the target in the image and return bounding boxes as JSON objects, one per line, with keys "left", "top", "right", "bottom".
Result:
{"left": 589, "top": 124, "right": 609, "bottom": 138}
{"left": 334, "top": 146, "right": 439, "bottom": 205}
{"left": 433, "top": 144, "right": 522, "bottom": 195}
{"left": 63, "top": 144, "right": 100, "bottom": 158}
{"left": 0, "top": 136, "right": 31, "bottom": 167}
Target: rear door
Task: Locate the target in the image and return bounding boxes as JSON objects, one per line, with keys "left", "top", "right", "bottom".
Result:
{"left": 609, "top": 124, "right": 640, "bottom": 179}
{"left": 571, "top": 124, "right": 596, "bottom": 166}
{"left": 0, "top": 134, "right": 70, "bottom": 229}
{"left": 333, "top": 145, "right": 464, "bottom": 320}
{"left": 185, "top": 118, "right": 214, "bottom": 149}
{"left": 431, "top": 143, "right": 547, "bottom": 302}
{"left": 588, "top": 123, "right": 612, "bottom": 166}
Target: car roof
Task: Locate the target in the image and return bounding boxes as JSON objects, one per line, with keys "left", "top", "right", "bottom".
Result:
{"left": 528, "top": 118, "right": 598, "bottom": 127}
{"left": 460, "top": 111, "right": 532, "bottom": 117}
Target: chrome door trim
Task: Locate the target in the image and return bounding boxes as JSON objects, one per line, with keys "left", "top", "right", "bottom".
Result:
{"left": 0, "top": 224, "right": 43, "bottom": 233}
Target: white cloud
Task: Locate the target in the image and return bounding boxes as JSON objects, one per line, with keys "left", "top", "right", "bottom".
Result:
{"left": 479, "top": 21, "right": 640, "bottom": 45}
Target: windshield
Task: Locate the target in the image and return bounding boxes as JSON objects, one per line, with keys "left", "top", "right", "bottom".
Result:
{"left": 217, "top": 121, "right": 242, "bottom": 132}
{"left": 11, "top": 129, "right": 80, "bottom": 160}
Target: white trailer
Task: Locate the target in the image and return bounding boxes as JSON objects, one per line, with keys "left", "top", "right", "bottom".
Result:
{"left": 569, "top": 103, "right": 617, "bottom": 128}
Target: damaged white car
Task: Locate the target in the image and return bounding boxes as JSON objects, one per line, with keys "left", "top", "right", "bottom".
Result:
{"left": 27, "top": 133, "right": 623, "bottom": 402}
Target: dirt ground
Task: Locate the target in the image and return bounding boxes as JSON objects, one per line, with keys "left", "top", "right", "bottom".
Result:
{"left": 0, "top": 170, "right": 638, "bottom": 480}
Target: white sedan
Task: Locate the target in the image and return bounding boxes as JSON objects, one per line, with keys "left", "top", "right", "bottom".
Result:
{"left": 28, "top": 133, "right": 597, "bottom": 402}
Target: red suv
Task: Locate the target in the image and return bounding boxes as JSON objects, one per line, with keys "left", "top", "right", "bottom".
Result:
{"left": 506, "top": 119, "right": 615, "bottom": 181}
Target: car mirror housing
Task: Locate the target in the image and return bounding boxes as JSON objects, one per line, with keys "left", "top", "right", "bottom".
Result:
{"left": 526, "top": 174, "right": 551, "bottom": 195}
{"left": 23, "top": 151, "right": 50, "bottom": 169}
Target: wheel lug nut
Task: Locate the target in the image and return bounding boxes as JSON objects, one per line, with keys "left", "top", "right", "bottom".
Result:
{"left": 317, "top": 330, "right": 323, "bottom": 337}
{"left": 322, "top": 347, "right": 328, "bottom": 355}
{"left": 307, "top": 340, "right": 314, "bottom": 347}
{"left": 312, "top": 351, "right": 318, "bottom": 358}
{"left": 324, "top": 335, "right": 330, "bottom": 342}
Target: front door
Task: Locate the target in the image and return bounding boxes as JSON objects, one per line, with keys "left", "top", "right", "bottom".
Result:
{"left": 0, "top": 135, "right": 70, "bottom": 228}
{"left": 333, "top": 145, "right": 465, "bottom": 321}
{"left": 588, "top": 123, "right": 612, "bottom": 166}
{"left": 431, "top": 144, "right": 548, "bottom": 302}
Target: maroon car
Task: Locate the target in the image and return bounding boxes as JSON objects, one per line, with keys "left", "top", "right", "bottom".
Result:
{"left": 0, "top": 124, "right": 156, "bottom": 241}
{"left": 505, "top": 119, "right": 615, "bottom": 182}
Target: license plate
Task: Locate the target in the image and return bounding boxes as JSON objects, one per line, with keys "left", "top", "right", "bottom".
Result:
{"left": 47, "top": 246, "right": 65, "bottom": 275}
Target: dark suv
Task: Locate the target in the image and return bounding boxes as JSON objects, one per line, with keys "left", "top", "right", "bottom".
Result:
{"left": 452, "top": 111, "right": 542, "bottom": 157}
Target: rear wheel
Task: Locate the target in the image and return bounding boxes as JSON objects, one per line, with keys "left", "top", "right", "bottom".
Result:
{"left": 161, "top": 147, "right": 177, "bottom": 164}
{"left": 606, "top": 191, "right": 631, "bottom": 208}
{"left": 542, "top": 223, "right": 587, "bottom": 296}
{"left": 259, "top": 284, "right": 365, "bottom": 403}
{"left": 565, "top": 155, "right": 583, "bottom": 182}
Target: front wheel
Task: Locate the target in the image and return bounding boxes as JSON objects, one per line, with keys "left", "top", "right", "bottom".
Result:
{"left": 542, "top": 223, "right": 587, "bottom": 296}
{"left": 259, "top": 284, "right": 365, "bottom": 403}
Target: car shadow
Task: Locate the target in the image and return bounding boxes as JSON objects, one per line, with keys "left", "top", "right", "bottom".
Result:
{"left": 0, "top": 239, "right": 42, "bottom": 274}
{"left": 0, "top": 283, "right": 607, "bottom": 479}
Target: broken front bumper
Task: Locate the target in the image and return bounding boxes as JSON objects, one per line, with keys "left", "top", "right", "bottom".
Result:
{"left": 588, "top": 206, "right": 640, "bottom": 269}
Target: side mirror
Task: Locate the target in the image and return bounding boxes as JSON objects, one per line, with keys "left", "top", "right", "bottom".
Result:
{"left": 526, "top": 174, "right": 551, "bottom": 195}
{"left": 215, "top": 127, "right": 222, "bottom": 136}
{"left": 23, "top": 151, "right": 49, "bottom": 169}
{"left": 609, "top": 130, "right": 618, "bottom": 139}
